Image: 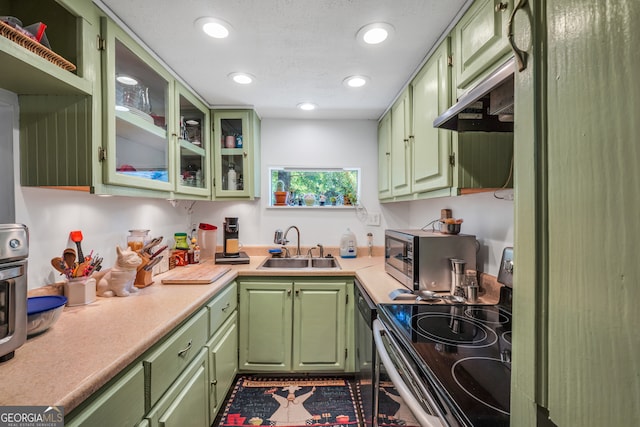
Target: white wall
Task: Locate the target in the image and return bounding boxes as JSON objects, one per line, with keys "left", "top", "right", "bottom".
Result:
{"left": 15, "top": 188, "right": 192, "bottom": 289}
{"left": 191, "top": 118, "right": 389, "bottom": 251}
{"left": 405, "top": 192, "right": 514, "bottom": 276}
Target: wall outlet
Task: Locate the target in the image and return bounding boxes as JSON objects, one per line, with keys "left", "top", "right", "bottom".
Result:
{"left": 366, "top": 212, "right": 381, "bottom": 226}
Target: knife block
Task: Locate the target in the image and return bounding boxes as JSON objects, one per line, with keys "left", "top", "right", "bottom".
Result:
{"left": 134, "top": 255, "right": 154, "bottom": 288}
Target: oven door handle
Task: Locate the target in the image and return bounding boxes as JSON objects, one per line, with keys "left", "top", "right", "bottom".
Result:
{"left": 373, "top": 320, "right": 444, "bottom": 427}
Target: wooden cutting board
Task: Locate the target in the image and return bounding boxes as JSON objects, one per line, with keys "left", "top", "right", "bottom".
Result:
{"left": 161, "top": 261, "right": 231, "bottom": 285}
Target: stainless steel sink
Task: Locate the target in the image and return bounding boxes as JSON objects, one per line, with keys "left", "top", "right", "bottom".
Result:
{"left": 310, "top": 258, "right": 340, "bottom": 268}
{"left": 257, "top": 257, "right": 341, "bottom": 270}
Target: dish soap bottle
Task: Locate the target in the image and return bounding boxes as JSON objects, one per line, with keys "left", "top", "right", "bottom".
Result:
{"left": 339, "top": 228, "right": 357, "bottom": 258}
{"left": 227, "top": 163, "right": 237, "bottom": 191}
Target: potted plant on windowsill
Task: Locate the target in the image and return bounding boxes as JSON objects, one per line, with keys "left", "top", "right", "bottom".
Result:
{"left": 274, "top": 180, "right": 288, "bottom": 206}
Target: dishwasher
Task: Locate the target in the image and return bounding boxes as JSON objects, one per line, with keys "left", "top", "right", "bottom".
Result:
{"left": 354, "top": 279, "right": 377, "bottom": 427}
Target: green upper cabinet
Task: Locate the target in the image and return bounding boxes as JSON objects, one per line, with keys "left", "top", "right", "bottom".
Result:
{"left": 453, "top": 0, "right": 514, "bottom": 93}
{"left": 175, "top": 83, "right": 211, "bottom": 198}
{"left": 212, "top": 109, "right": 261, "bottom": 200}
{"left": 390, "top": 88, "right": 412, "bottom": 197}
{"left": 377, "top": 111, "right": 392, "bottom": 199}
{"left": 410, "top": 38, "right": 452, "bottom": 195}
{"left": 16, "top": 0, "right": 101, "bottom": 191}
{"left": 0, "top": 0, "right": 92, "bottom": 95}
{"left": 101, "top": 17, "right": 173, "bottom": 193}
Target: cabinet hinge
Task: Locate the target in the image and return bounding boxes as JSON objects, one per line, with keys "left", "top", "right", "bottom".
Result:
{"left": 449, "top": 153, "right": 456, "bottom": 166}
{"left": 344, "top": 348, "right": 348, "bottom": 360}
{"left": 98, "top": 147, "right": 107, "bottom": 162}
{"left": 97, "top": 35, "right": 106, "bottom": 51}
{"left": 346, "top": 294, "right": 349, "bottom": 305}
{"left": 447, "top": 55, "right": 453, "bottom": 67}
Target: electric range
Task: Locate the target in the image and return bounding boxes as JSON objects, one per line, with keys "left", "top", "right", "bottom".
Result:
{"left": 376, "top": 296, "right": 511, "bottom": 426}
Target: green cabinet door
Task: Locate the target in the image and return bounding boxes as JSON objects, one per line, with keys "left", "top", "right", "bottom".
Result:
{"left": 390, "top": 89, "right": 412, "bottom": 196}
{"left": 212, "top": 110, "right": 261, "bottom": 199}
{"left": 410, "top": 38, "right": 452, "bottom": 194}
{"left": 208, "top": 312, "right": 238, "bottom": 421}
{"left": 65, "top": 363, "right": 145, "bottom": 427}
{"left": 239, "top": 281, "right": 292, "bottom": 371}
{"left": 145, "top": 349, "right": 209, "bottom": 427}
{"left": 454, "top": 0, "right": 514, "bottom": 92}
{"left": 157, "top": 363, "right": 208, "bottom": 427}
{"left": 292, "top": 281, "right": 347, "bottom": 371}
{"left": 174, "top": 83, "right": 211, "bottom": 198}
{"left": 378, "top": 112, "right": 392, "bottom": 199}
{"left": 101, "top": 18, "right": 174, "bottom": 193}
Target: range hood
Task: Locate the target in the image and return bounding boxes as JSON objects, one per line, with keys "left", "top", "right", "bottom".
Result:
{"left": 434, "top": 58, "right": 515, "bottom": 132}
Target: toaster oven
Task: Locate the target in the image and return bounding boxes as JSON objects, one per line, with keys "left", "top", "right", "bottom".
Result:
{"left": 0, "top": 224, "right": 28, "bottom": 363}
{"left": 384, "top": 229, "right": 477, "bottom": 292}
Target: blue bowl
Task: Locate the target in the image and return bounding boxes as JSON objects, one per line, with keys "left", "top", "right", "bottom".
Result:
{"left": 27, "top": 295, "right": 67, "bottom": 337}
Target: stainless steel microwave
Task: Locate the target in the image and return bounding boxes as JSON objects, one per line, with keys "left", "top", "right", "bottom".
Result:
{"left": 385, "top": 229, "right": 477, "bottom": 292}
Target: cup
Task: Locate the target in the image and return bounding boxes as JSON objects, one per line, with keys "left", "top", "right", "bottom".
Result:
{"left": 466, "top": 285, "right": 479, "bottom": 303}
{"left": 225, "top": 135, "right": 236, "bottom": 148}
{"left": 225, "top": 238, "right": 242, "bottom": 254}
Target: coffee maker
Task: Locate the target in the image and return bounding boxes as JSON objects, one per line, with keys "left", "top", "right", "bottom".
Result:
{"left": 215, "top": 217, "right": 249, "bottom": 264}
{"left": 223, "top": 217, "right": 240, "bottom": 257}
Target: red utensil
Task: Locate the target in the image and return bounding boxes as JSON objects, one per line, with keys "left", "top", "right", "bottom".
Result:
{"left": 69, "top": 230, "right": 85, "bottom": 262}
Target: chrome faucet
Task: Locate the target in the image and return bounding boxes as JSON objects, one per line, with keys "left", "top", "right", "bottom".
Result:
{"left": 307, "top": 245, "right": 317, "bottom": 258}
{"left": 317, "top": 243, "right": 324, "bottom": 258}
{"left": 274, "top": 226, "right": 302, "bottom": 257}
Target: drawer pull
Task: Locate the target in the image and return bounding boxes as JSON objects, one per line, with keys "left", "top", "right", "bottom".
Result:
{"left": 221, "top": 302, "right": 231, "bottom": 312}
{"left": 177, "top": 339, "right": 193, "bottom": 358}
{"left": 211, "top": 379, "right": 218, "bottom": 386}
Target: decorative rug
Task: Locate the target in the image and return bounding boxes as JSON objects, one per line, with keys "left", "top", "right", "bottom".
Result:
{"left": 356, "top": 379, "right": 421, "bottom": 427}
{"left": 219, "top": 376, "right": 360, "bottom": 427}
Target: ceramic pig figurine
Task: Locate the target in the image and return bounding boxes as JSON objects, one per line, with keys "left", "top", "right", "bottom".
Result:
{"left": 96, "top": 246, "right": 143, "bottom": 297}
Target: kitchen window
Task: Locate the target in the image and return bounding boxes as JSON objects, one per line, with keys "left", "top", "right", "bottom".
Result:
{"left": 269, "top": 167, "right": 360, "bottom": 207}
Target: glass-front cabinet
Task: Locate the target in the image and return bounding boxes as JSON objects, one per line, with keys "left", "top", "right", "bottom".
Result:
{"left": 102, "top": 18, "right": 173, "bottom": 192}
{"left": 176, "top": 84, "right": 210, "bottom": 197}
{"left": 213, "top": 110, "right": 261, "bottom": 199}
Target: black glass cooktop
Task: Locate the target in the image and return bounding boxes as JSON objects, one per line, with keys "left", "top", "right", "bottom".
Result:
{"left": 378, "top": 303, "right": 511, "bottom": 426}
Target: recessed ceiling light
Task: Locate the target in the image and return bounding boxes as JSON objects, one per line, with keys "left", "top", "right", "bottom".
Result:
{"left": 228, "top": 72, "right": 255, "bottom": 85}
{"left": 116, "top": 75, "right": 138, "bottom": 86}
{"left": 343, "top": 75, "right": 369, "bottom": 88}
{"left": 357, "top": 22, "right": 394, "bottom": 45}
{"left": 195, "top": 17, "right": 232, "bottom": 39}
{"left": 297, "top": 102, "right": 317, "bottom": 111}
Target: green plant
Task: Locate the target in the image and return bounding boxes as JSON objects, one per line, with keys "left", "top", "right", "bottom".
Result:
{"left": 275, "top": 180, "right": 286, "bottom": 192}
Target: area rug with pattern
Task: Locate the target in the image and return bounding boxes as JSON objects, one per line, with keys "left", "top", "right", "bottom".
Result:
{"left": 219, "top": 376, "right": 360, "bottom": 427}
{"left": 356, "top": 379, "right": 421, "bottom": 427}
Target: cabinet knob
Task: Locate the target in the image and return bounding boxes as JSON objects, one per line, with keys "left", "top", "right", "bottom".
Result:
{"left": 287, "top": 289, "right": 292, "bottom": 296}
{"left": 295, "top": 290, "right": 299, "bottom": 297}
{"left": 243, "top": 151, "right": 248, "bottom": 158}
{"left": 495, "top": 1, "right": 509, "bottom": 12}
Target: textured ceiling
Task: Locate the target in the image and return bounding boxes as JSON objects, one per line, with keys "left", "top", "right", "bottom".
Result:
{"left": 97, "top": 0, "right": 471, "bottom": 119}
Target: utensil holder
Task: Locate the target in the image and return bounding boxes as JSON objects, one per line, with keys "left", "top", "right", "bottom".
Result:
{"left": 64, "top": 277, "right": 96, "bottom": 306}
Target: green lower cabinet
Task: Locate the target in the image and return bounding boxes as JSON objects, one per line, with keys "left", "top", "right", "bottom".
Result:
{"left": 207, "top": 312, "right": 238, "bottom": 421}
{"left": 292, "top": 282, "right": 346, "bottom": 370}
{"left": 239, "top": 281, "right": 293, "bottom": 371}
{"left": 145, "top": 348, "right": 209, "bottom": 427}
{"left": 239, "top": 278, "right": 352, "bottom": 373}
{"left": 65, "top": 363, "right": 145, "bottom": 427}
